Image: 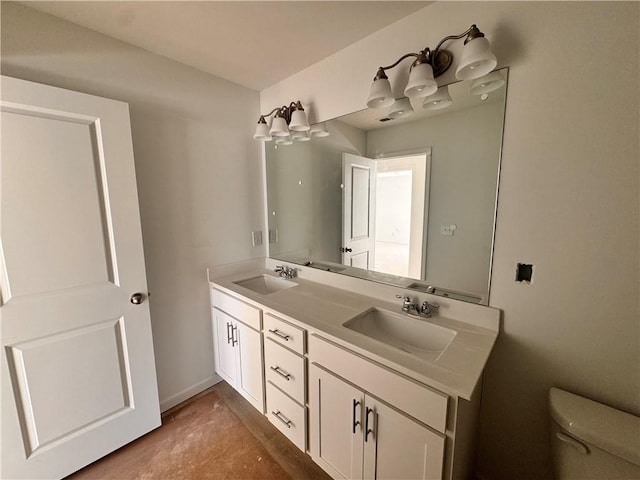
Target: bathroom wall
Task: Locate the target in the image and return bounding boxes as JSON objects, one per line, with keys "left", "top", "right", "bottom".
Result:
{"left": 261, "top": 2, "right": 640, "bottom": 478}
{"left": 1, "top": 2, "right": 265, "bottom": 411}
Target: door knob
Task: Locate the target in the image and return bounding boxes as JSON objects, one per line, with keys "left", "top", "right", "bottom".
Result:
{"left": 340, "top": 247, "right": 353, "bottom": 253}
{"left": 130, "top": 292, "right": 147, "bottom": 305}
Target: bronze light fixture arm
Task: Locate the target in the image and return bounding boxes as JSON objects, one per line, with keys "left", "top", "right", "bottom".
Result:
{"left": 258, "top": 101, "right": 305, "bottom": 124}
{"left": 430, "top": 24, "right": 486, "bottom": 76}
{"left": 372, "top": 24, "right": 488, "bottom": 81}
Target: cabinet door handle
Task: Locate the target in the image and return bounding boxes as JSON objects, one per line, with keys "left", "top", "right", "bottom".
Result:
{"left": 365, "top": 406, "right": 374, "bottom": 442}
{"left": 352, "top": 399, "right": 361, "bottom": 434}
{"left": 270, "top": 365, "right": 291, "bottom": 381}
{"left": 268, "top": 329, "right": 290, "bottom": 341}
{"left": 226, "top": 322, "right": 232, "bottom": 344}
{"left": 231, "top": 325, "right": 238, "bottom": 346}
{"left": 271, "top": 410, "right": 292, "bottom": 428}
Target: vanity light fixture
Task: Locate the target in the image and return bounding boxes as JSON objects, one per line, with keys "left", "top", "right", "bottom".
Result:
{"left": 388, "top": 97, "right": 414, "bottom": 119}
{"left": 469, "top": 70, "right": 505, "bottom": 96}
{"left": 253, "top": 101, "right": 328, "bottom": 143}
{"left": 309, "top": 122, "right": 329, "bottom": 137}
{"left": 422, "top": 86, "right": 453, "bottom": 111}
{"left": 367, "top": 24, "right": 497, "bottom": 109}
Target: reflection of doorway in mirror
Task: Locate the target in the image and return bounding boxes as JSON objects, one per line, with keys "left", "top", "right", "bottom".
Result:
{"left": 342, "top": 151, "right": 429, "bottom": 278}
{"left": 373, "top": 155, "right": 428, "bottom": 278}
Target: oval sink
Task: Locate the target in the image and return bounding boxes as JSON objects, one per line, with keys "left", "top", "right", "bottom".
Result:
{"left": 233, "top": 274, "right": 297, "bottom": 295}
{"left": 343, "top": 308, "right": 456, "bottom": 360}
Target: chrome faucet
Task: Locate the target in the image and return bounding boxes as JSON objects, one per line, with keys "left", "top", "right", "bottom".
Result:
{"left": 396, "top": 295, "right": 439, "bottom": 318}
{"left": 274, "top": 265, "right": 296, "bottom": 279}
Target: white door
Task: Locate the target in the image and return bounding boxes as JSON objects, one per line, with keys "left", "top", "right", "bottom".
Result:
{"left": 342, "top": 153, "right": 376, "bottom": 269}
{"left": 1, "top": 76, "right": 160, "bottom": 479}
{"left": 309, "top": 364, "right": 364, "bottom": 479}
{"left": 235, "top": 321, "right": 264, "bottom": 412}
{"left": 212, "top": 308, "right": 238, "bottom": 386}
{"left": 363, "top": 397, "right": 445, "bottom": 480}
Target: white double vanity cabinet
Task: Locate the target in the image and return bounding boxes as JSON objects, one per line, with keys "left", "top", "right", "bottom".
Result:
{"left": 208, "top": 259, "right": 499, "bottom": 480}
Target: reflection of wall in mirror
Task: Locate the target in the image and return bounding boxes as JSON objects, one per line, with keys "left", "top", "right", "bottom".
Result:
{"left": 267, "top": 120, "right": 366, "bottom": 263}
{"left": 266, "top": 141, "right": 313, "bottom": 259}
{"left": 367, "top": 101, "right": 504, "bottom": 296}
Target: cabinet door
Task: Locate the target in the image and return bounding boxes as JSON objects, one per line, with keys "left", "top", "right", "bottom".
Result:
{"left": 309, "top": 364, "right": 364, "bottom": 479}
{"left": 235, "top": 321, "right": 264, "bottom": 412}
{"left": 363, "top": 397, "right": 445, "bottom": 480}
{"left": 212, "top": 308, "right": 237, "bottom": 386}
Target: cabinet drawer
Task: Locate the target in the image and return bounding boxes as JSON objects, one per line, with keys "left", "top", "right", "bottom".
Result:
{"left": 309, "top": 334, "right": 448, "bottom": 433}
{"left": 211, "top": 288, "right": 261, "bottom": 331}
{"left": 264, "top": 313, "right": 305, "bottom": 354}
{"left": 266, "top": 381, "right": 306, "bottom": 451}
{"left": 264, "top": 338, "right": 305, "bottom": 404}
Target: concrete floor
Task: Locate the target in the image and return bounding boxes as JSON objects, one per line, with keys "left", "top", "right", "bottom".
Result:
{"left": 67, "top": 382, "right": 330, "bottom": 480}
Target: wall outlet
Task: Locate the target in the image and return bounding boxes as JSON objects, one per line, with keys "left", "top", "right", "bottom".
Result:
{"left": 269, "top": 229, "right": 278, "bottom": 244}
{"left": 251, "top": 231, "right": 263, "bottom": 247}
{"left": 441, "top": 224, "right": 457, "bottom": 236}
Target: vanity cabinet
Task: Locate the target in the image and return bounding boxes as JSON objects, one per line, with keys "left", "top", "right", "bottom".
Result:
{"left": 210, "top": 289, "right": 264, "bottom": 412}
{"left": 208, "top": 272, "right": 492, "bottom": 480}
{"left": 310, "top": 364, "right": 445, "bottom": 480}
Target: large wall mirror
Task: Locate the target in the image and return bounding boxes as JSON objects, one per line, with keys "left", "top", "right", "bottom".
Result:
{"left": 265, "top": 68, "right": 508, "bottom": 304}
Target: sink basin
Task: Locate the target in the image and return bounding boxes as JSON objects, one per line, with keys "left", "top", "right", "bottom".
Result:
{"left": 343, "top": 308, "right": 456, "bottom": 360}
{"left": 233, "top": 274, "right": 297, "bottom": 295}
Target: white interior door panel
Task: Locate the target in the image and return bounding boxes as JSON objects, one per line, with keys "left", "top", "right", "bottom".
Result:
{"left": 1, "top": 76, "right": 160, "bottom": 479}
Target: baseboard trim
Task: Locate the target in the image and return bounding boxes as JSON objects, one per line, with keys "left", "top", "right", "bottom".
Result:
{"left": 159, "top": 374, "right": 222, "bottom": 412}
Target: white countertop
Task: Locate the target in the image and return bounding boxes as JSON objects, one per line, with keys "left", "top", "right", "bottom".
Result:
{"left": 208, "top": 259, "right": 500, "bottom": 401}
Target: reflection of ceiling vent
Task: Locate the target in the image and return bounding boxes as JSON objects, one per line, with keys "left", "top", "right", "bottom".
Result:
{"left": 379, "top": 117, "right": 393, "bottom": 122}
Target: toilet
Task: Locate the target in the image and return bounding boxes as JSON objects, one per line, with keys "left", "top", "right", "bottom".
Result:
{"left": 549, "top": 387, "right": 640, "bottom": 479}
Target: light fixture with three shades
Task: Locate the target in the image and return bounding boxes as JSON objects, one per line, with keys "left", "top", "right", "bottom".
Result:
{"left": 367, "top": 24, "right": 498, "bottom": 109}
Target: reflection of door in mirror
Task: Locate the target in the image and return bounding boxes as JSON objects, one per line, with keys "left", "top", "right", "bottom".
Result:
{"left": 342, "top": 151, "right": 430, "bottom": 278}
{"left": 342, "top": 153, "right": 376, "bottom": 269}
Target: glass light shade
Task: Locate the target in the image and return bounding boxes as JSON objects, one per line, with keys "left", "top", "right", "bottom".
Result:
{"left": 292, "top": 131, "right": 311, "bottom": 142}
{"left": 455, "top": 36, "right": 497, "bottom": 80}
{"left": 469, "top": 71, "right": 505, "bottom": 95}
{"left": 367, "top": 77, "right": 394, "bottom": 109}
{"left": 275, "top": 135, "right": 293, "bottom": 145}
{"left": 270, "top": 116, "right": 289, "bottom": 137}
{"left": 404, "top": 63, "right": 438, "bottom": 99}
{"left": 310, "top": 122, "right": 330, "bottom": 137}
{"left": 388, "top": 97, "right": 414, "bottom": 119}
{"left": 422, "top": 86, "right": 452, "bottom": 111}
{"left": 289, "top": 109, "right": 310, "bottom": 132}
{"left": 253, "top": 122, "right": 272, "bottom": 140}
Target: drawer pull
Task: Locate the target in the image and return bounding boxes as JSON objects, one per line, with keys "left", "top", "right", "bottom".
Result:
{"left": 268, "top": 329, "right": 290, "bottom": 341}
{"left": 226, "top": 322, "right": 232, "bottom": 344}
{"left": 365, "top": 406, "right": 375, "bottom": 442}
{"left": 352, "top": 399, "right": 361, "bottom": 434}
{"left": 271, "top": 410, "right": 292, "bottom": 428}
{"left": 270, "top": 365, "right": 291, "bottom": 381}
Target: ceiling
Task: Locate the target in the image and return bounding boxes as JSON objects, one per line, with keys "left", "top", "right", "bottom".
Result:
{"left": 23, "top": 1, "right": 428, "bottom": 91}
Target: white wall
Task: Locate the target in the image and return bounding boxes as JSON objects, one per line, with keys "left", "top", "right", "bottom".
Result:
{"left": 1, "top": 3, "right": 265, "bottom": 411}
{"left": 261, "top": 2, "right": 640, "bottom": 478}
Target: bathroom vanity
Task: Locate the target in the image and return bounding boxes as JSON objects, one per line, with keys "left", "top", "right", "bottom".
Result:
{"left": 207, "top": 258, "right": 499, "bottom": 480}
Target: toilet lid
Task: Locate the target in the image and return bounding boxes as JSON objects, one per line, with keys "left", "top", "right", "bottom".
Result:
{"left": 549, "top": 387, "right": 640, "bottom": 466}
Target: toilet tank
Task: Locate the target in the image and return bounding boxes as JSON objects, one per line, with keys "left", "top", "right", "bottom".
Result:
{"left": 549, "top": 387, "right": 640, "bottom": 479}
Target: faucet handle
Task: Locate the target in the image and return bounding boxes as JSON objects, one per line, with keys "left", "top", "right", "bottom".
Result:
{"left": 395, "top": 294, "right": 411, "bottom": 302}
{"left": 420, "top": 300, "right": 439, "bottom": 317}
